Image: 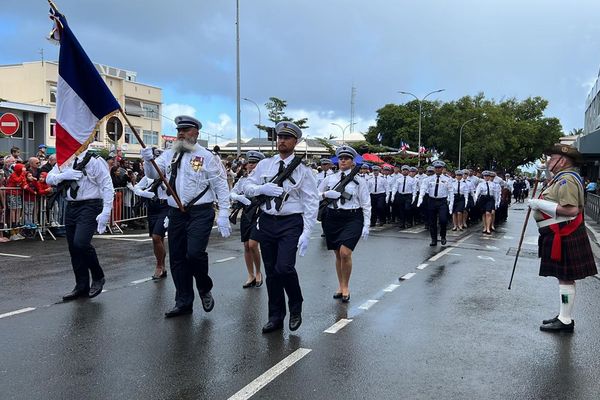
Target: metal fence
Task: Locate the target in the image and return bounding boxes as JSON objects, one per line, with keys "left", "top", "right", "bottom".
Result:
{"left": 585, "top": 193, "right": 600, "bottom": 223}
{"left": 0, "top": 186, "right": 148, "bottom": 241}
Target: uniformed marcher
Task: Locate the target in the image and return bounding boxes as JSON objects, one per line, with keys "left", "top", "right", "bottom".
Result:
{"left": 528, "top": 144, "right": 597, "bottom": 332}
{"left": 391, "top": 165, "right": 417, "bottom": 229}
{"left": 316, "top": 158, "right": 334, "bottom": 187}
{"left": 230, "top": 150, "right": 265, "bottom": 288}
{"left": 318, "top": 145, "right": 370, "bottom": 302}
{"left": 451, "top": 170, "right": 471, "bottom": 231}
{"left": 358, "top": 164, "right": 371, "bottom": 181}
{"left": 132, "top": 149, "right": 170, "bottom": 280}
{"left": 474, "top": 171, "right": 499, "bottom": 235}
{"left": 47, "top": 149, "right": 114, "bottom": 301}
{"left": 244, "top": 121, "right": 319, "bottom": 334}
{"left": 368, "top": 165, "right": 389, "bottom": 226}
{"left": 418, "top": 160, "right": 454, "bottom": 246}
{"left": 141, "top": 115, "right": 231, "bottom": 318}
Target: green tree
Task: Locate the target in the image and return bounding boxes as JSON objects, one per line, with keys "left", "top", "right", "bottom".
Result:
{"left": 256, "top": 97, "right": 309, "bottom": 134}
{"left": 569, "top": 128, "right": 583, "bottom": 136}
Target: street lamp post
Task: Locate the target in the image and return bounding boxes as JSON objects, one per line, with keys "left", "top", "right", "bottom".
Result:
{"left": 330, "top": 122, "right": 356, "bottom": 144}
{"left": 398, "top": 89, "right": 445, "bottom": 166}
{"left": 242, "top": 97, "right": 261, "bottom": 150}
{"left": 458, "top": 117, "right": 477, "bottom": 170}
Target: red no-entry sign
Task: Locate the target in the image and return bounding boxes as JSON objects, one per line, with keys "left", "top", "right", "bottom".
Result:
{"left": 0, "top": 113, "right": 20, "bottom": 136}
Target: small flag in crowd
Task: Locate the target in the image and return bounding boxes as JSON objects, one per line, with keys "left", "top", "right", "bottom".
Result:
{"left": 49, "top": 4, "right": 120, "bottom": 167}
{"left": 400, "top": 140, "right": 410, "bottom": 152}
{"left": 419, "top": 146, "right": 427, "bottom": 154}
{"left": 377, "top": 132, "right": 383, "bottom": 143}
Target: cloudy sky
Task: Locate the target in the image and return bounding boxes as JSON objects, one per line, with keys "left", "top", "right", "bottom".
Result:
{"left": 2, "top": 0, "right": 600, "bottom": 145}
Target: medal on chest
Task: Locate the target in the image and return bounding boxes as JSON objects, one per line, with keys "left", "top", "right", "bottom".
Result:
{"left": 190, "top": 156, "right": 204, "bottom": 172}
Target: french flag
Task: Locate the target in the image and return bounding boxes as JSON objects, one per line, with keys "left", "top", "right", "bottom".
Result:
{"left": 49, "top": 8, "right": 119, "bottom": 167}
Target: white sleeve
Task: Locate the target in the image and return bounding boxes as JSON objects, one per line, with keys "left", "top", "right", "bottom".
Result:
{"left": 144, "top": 153, "right": 168, "bottom": 180}
{"left": 89, "top": 157, "right": 115, "bottom": 211}
{"left": 358, "top": 178, "right": 371, "bottom": 227}
{"left": 133, "top": 176, "right": 151, "bottom": 196}
{"left": 205, "top": 154, "right": 230, "bottom": 216}
{"left": 46, "top": 164, "right": 62, "bottom": 186}
{"left": 300, "top": 166, "right": 319, "bottom": 236}
{"left": 244, "top": 160, "right": 266, "bottom": 197}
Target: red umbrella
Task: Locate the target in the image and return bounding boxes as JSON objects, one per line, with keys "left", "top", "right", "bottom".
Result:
{"left": 361, "top": 153, "right": 385, "bottom": 164}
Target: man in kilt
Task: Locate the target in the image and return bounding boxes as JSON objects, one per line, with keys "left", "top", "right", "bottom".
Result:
{"left": 528, "top": 144, "right": 597, "bottom": 332}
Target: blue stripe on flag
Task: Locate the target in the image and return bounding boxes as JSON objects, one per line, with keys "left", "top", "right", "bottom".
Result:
{"left": 57, "top": 14, "right": 119, "bottom": 120}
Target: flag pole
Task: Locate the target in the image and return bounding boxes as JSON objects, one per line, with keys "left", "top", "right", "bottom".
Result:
{"left": 118, "top": 107, "right": 185, "bottom": 212}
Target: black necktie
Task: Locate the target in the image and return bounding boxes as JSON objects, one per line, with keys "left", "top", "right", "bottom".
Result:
{"left": 278, "top": 160, "right": 285, "bottom": 175}
{"left": 402, "top": 176, "right": 406, "bottom": 192}
{"left": 168, "top": 152, "right": 184, "bottom": 197}
{"left": 458, "top": 181, "right": 461, "bottom": 194}
{"left": 375, "top": 177, "right": 378, "bottom": 192}
{"left": 486, "top": 182, "right": 490, "bottom": 196}
{"left": 339, "top": 172, "right": 346, "bottom": 204}
{"left": 434, "top": 176, "right": 440, "bottom": 197}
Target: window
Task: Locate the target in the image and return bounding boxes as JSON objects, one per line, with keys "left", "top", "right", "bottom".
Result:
{"left": 125, "top": 126, "right": 140, "bottom": 144}
{"left": 142, "top": 103, "right": 159, "bottom": 119}
{"left": 50, "top": 118, "right": 56, "bottom": 137}
{"left": 93, "top": 129, "right": 101, "bottom": 142}
{"left": 28, "top": 121, "right": 34, "bottom": 140}
{"left": 49, "top": 85, "right": 57, "bottom": 103}
{"left": 125, "top": 98, "right": 144, "bottom": 117}
{"left": 143, "top": 130, "right": 159, "bottom": 146}
{"left": 12, "top": 118, "right": 23, "bottom": 139}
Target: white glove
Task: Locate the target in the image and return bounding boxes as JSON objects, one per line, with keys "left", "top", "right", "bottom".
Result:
{"left": 59, "top": 169, "right": 83, "bottom": 182}
{"left": 449, "top": 202, "right": 454, "bottom": 213}
{"left": 323, "top": 190, "right": 341, "bottom": 199}
{"left": 391, "top": 194, "right": 396, "bottom": 202}
{"left": 138, "top": 190, "right": 155, "bottom": 199}
{"left": 140, "top": 147, "right": 154, "bottom": 162}
{"left": 361, "top": 226, "right": 369, "bottom": 240}
{"left": 237, "top": 196, "right": 251, "bottom": 206}
{"left": 297, "top": 232, "right": 310, "bottom": 257}
{"left": 217, "top": 215, "right": 231, "bottom": 238}
{"left": 417, "top": 199, "right": 423, "bottom": 208}
{"left": 95, "top": 209, "right": 111, "bottom": 234}
{"left": 259, "top": 183, "right": 283, "bottom": 197}
{"left": 164, "top": 216, "right": 169, "bottom": 229}
{"left": 528, "top": 199, "right": 557, "bottom": 218}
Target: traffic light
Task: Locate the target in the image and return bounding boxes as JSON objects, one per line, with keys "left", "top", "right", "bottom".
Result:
{"left": 266, "top": 127, "right": 276, "bottom": 141}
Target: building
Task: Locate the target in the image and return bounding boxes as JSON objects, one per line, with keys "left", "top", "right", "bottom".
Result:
{"left": 0, "top": 101, "right": 51, "bottom": 157}
{"left": 219, "top": 137, "right": 332, "bottom": 159}
{"left": 577, "top": 66, "right": 600, "bottom": 180}
{"left": 0, "top": 61, "right": 163, "bottom": 159}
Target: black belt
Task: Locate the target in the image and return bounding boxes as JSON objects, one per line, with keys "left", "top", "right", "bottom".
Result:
{"left": 151, "top": 198, "right": 168, "bottom": 205}
{"left": 260, "top": 213, "right": 301, "bottom": 221}
{"left": 68, "top": 199, "right": 103, "bottom": 206}
{"left": 328, "top": 208, "right": 362, "bottom": 214}
{"left": 180, "top": 202, "right": 213, "bottom": 211}
{"left": 430, "top": 197, "right": 447, "bottom": 200}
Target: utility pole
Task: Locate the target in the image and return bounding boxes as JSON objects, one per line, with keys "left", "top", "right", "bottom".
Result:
{"left": 350, "top": 85, "right": 356, "bottom": 134}
{"left": 235, "top": 0, "right": 241, "bottom": 157}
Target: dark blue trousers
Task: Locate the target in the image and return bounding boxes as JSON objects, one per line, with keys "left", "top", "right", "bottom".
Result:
{"left": 167, "top": 204, "right": 214, "bottom": 309}
{"left": 65, "top": 199, "right": 104, "bottom": 291}
{"left": 428, "top": 197, "right": 449, "bottom": 241}
{"left": 256, "top": 213, "right": 304, "bottom": 323}
{"left": 394, "top": 193, "right": 413, "bottom": 226}
{"left": 370, "top": 193, "right": 386, "bottom": 225}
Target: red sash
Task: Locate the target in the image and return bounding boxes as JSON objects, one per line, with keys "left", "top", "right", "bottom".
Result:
{"left": 540, "top": 212, "right": 583, "bottom": 262}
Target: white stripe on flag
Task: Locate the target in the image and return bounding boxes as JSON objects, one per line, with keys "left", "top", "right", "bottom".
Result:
{"left": 56, "top": 76, "right": 99, "bottom": 145}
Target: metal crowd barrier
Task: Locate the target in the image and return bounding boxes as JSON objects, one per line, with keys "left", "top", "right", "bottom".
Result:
{"left": 0, "top": 186, "right": 148, "bottom": 241}
{"left": 585, "top": 193, "right": 600, "bottom": 223}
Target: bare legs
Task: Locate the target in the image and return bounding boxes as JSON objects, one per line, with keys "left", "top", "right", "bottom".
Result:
{"left": 333, "top": 245, "right": 353, "bottom": 297}
{"left": 151, "top": 234, "right": 166, "bottom": 277}
{"left": 243, "top": 239, "right": 262, "bottom": 285}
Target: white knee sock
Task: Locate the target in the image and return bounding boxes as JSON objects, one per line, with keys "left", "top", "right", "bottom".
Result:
{"left": 558, "top": 283, "right": 576, "bottom": 324}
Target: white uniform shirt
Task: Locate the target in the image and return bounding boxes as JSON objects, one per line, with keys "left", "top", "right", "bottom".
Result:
{"left": 316, "top": 169, "right": 334, "bottom": 188}
{"left": 244, "top": 153, "right": 319, "bottom": 235}
{"left": 46, "top": 151, "right": 114, "bottom": 210}
{"left": 391, "top": 174, "right": 418, "bottom": 202}
{"left": 475, "top": 180, "right": 500, "bottom": 206}
{"left": 133, "top": 176, "right": 169, "bottom": 200}
{"left": 358, "top": 172, "right": 372, "bottom": 181}
{"left": 368, "top": 174, "right": 389, "bottom": 196}
{"left": 318, "top": 170, "right": 371, "bottom": 227}
{"left": 231, "top": 174, "right": 250, "bottom": 197}
{"left": 418, "top": 173, "right": 454, "bottom": 203}
{"left": 145, "top": 144, "right": 230, "bottom": 211}
{"left": 452, "top": 178, "right": 471, "bottom": 198}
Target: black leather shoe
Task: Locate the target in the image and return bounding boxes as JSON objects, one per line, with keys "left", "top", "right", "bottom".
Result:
{"left": 242, "top": 279, "right": 256, "bottom": 289}
{"left": 262, "top": 320, "right": 283, "bottom": 334}
{"left": 542, "top": 315, "right": 559, "bottom": 325}
{"left": 429, "top": 241, "right": 437, "bottom": 246}
{"left": 333, "top": 292, "right": 343, "bottom": 299}
{"left": 152, "top": 270, "right": 167, "bottom": 280}
{"left": 200, "top": 291, "right": 215, "bottom": 312}
{"left": 164, "top": 306, "right": 193, "bottom": 318}
{"left": 88, "top": 278, "right": 105, "bottom": 298}
{"left": 441, "top": 238, "right": 447, "bottom": 245}
{"left": 289, "top": 313, "right": 302, "bottom": 331}
{"left": 255, "top": 279, "right": 263, "bottom": 288}
{"left": 62, "top": 288, "right": 88, "bottom": 301}
{"left": 540, "top": 319, "right": 574, "bottom": 332}
{"left": 341, "top": 294, "right": 350, "bottom": 303}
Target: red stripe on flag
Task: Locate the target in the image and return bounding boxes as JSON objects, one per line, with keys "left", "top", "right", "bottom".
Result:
{"left": 56, "top": 122, "right": 83, "bottom": 166}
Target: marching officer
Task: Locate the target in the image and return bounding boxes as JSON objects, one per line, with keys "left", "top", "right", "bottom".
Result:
{"left": 141, "top": 115, "right": 231, "bottom": 318}
{"left": 358, "top": 164, "right": 371, "bottom": 181}
{"left": 318, "top": 145, "right": 370, "bottom": 303}
{"left": 244, "top": 121, "right": 319, "bottom": 334}
{"left": 47, "top": 149, "right": 114, "bottom": 301}
{"left": 528, "top": 144, "right": 597, "bottom": 332}
{"left": 230, "top": 150, "right": 265, "bottom": 289}
{"left": 474, "top": 171, "right": 498, "bottom": 235}
{"left": 316, "top": 158, "right": 334, "bottom": 187}
{"left": 418, "top": 160, "right": 454, "bottom": 246}
{"left": 368, "top": 165, "right": 389, "bottom": 226}
{"left": 451, "top": 170, "right": 471, "bottom": 231}
{"left": 391, "top": 165, "right": 417, "bottom": 229}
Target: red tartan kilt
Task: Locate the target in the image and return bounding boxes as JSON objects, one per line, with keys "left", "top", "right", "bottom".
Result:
{"left": 538, "top": 223, "right": 597, "bottom": 280}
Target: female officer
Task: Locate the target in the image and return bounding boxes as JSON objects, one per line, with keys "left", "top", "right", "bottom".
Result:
{"left": 451, "top": 170, "right": 470, "bottom": 231}
{"left": 230, "top": 151, "right": 265, "bottom": 288}
{"left": 474, "top": 171, "right": 499, "bottom": 235}
{"left": 318, "top": 145, "right": 370, "bottom": 302}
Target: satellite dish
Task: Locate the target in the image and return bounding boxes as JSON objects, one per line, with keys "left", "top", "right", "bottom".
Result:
{"left": 106, "top": 116, "right": 123, "bottom": 141}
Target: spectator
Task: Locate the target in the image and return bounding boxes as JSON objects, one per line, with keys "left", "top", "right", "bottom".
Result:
{"left": 36, "top": 144, "right": 48, "bottom": 161}
{"left": 40, "top": 154, "right": 57, "bottom": 174}
{"left": 0, "top": 169, "right": 7, "bottom": 242}
{"left": 6, "top": 163, "right": 27, "bottom": 240}
{"left": 22, "top": 171, "right": 38, "bottom": 228}
{"left": 8, "top": 146, "right": 23, "bottom": 163}
{"left": 585, "top": 180, "right": 597, "bottom": 196}
{"left": 27, "top": 157, "right": 42, "bottom": 179}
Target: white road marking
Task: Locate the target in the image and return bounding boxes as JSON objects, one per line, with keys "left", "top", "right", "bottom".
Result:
{"left": 383, "top": 284, "right": 400, "bottom": 292}
{"left": 447, "top": 253, "right": 462, "bottom": 256}
{"left": 399, "top": 272, "right": 416, "bottom": 280}
{"left": 478, "top": 255, "right": 496, "bottom": 262}
{"left": 486, "top": 245, "right": 499, "bottom": 250}
{"left": 101, "top": 289, "right": 107, "bottom": 293}
{"left": 503, "top": 235, "right": 514, "bottom": 239}
{"left": 215, "top": 256, "right": 236, "bottom": 263}
{"left": 0, "top": 307, "right": 35, "bottom": 319}
{"left": 0, "top": 252, "right": 31, "bottom": 258}
{"left": 358, "top": 300, "right": 378, "bottom": 310}
{"left": 324, "top": 319, "right": 353, "bottom": 334}
{"left": 131, "top": 278, "right": 153, "bottom": 284}
{"left": 228, "top": 348, "right": 312, "bottom": 400}
{"left": 428, "top": 247, "right": 453, "bottom": 261}
{"left": 95, "top": 237, "right": 153, "bottom": 242}
{"left": 417, "top": 263, "right": 429, "bottom": 270}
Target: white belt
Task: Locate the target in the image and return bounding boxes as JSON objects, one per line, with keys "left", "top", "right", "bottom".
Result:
{"left": 536, "top": 215, "right": 576, "bottom": 228}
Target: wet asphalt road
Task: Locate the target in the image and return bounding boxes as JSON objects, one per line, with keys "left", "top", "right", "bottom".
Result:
{"left": 2, "top": 205, "right": 600, "bottom": 399}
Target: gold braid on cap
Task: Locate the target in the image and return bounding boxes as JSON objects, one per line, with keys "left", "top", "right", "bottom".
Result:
{"left": 278, "top": 127, "right": 297, "bottom": 137}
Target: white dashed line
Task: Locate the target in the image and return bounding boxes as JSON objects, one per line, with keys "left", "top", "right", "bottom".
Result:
{"left": 503, "top": 236, "right": 514, "bottom": 240}
{"left": 428, "top": 247, "right": 453, "bottom": 261}
{"left": 447, "top": 253, "right": 462, "bottom": 256}
{"left": 477, "top": 255, "right": 496, "bottom": 262}
{"left": 358, "top": 300, "right": 379, "bottom": 310}
{"left": 0, "top": 252, "right": 31, "bottom": 258}
{"left": 215, "top": 256, "right": 236, "bottom": 263}
{"left": 228, "top": 348, "right": 312, "bottom": 400}
{"left": 417, "top": 263, "right": 429, "bottom": 270}
{"left": 486, "top": 245, "right": 499, "bottom": 250}
{"left": 324, "top": 319, "right": 353, "bottom": 334}
{"left": 383, "top": 284, "right": 400, "bottom": 292}
{"left": 0, "top": 307, "right": 36, "bottom": 319}
{"left": 399, "top": 272, "right": 416, "bottom": 281}
{"left": 131, "top": 278, "right": 153, "bottom": 285}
